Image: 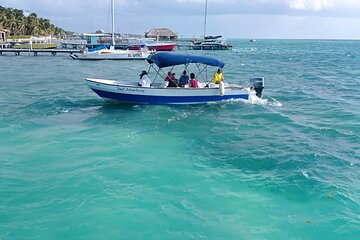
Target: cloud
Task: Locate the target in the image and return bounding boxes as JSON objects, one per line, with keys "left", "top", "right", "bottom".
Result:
{"left": 1, "top": 0, "right": 360, "bottom": 38}
{"left": 289, "top": 0, "right": 334, "bottom": 11}
{"left": 2, "top": 0, "right": 360, "bottom": 17}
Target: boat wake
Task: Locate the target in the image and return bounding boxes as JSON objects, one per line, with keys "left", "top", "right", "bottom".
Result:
{"left": 226, "top": 96, "right": 283, "bottom": 107}
{"left": 250, "top": 96, "right": 283, "bottom": 107}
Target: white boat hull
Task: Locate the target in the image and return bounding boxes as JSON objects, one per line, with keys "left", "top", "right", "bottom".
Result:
{"left": 85, "top": 78, "right": 256, "bottom": 104}
{"left": 71, "top": 49, "right": 150, "bottom": 60}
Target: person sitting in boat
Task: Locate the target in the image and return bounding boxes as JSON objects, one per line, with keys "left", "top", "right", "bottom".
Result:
{"left": 165, "top": 71, "right": 178, "bottom": 88}
{"left": 138, "top": 70, "right": 152, "bottom": 87}
{"left": 178, "top": 71, "right": 189, "bottom": 87}
{"left": 189, "top": 73, "right": 199, "bottom": 88}
{"left": 171, "top": 73, "right": 177, "bottom": 82}
{"left": 213, "top": 68, "right": 224, "bottom": 84}
{"left": 165, "top": 71, "right": 172, "bottom": 81}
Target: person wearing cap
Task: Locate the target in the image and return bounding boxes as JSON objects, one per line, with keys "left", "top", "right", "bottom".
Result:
{"left": 138, "top": 70, "right": 152, "bottom": 87}
{"left": 212, "top": 68, "right": 224, "bottom": 84}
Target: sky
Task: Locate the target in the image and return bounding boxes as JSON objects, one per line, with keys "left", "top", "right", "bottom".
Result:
{"left": 2, "top": 0, "right": 360, "bottom": 39}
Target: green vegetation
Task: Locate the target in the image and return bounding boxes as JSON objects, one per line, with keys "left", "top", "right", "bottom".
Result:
{"left": 0, "top": 6, "right": 69, "bottom": 37}
{"left": 7, "top": 35, "right": 31, "bottom": 39}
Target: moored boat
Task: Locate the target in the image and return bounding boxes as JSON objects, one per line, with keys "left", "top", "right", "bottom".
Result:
{"left": 145, "top": 42, "right": 177, "bottom": 51}
{"left": 71, "top": 0, "right": 152, "bottom": 60}
{"left": 192, "top": 37, "right": 232, "bottom": 50}
{"left": 128, "top": 40, "right": 177, "bottom": 51}
{"left": 191, "top": 0, "right": 231, "bottom": 50}
{"left": 70, "top": 47, "right": 151, "bottom": 60}
{"left": 85, "top": 52, "right": 265, "bottom": 104}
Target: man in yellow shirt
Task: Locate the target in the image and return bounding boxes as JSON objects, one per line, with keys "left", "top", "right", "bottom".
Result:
{"left": 213, "top": 68, "right": 224, "bottom": 84}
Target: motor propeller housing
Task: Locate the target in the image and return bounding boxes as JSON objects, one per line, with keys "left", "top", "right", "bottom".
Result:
{"left": 250, "top": 77, "right": 265, "bottom": 98}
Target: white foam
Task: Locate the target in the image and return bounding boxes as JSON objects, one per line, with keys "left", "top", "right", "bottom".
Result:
{"left": 301, "top": 170, "right": 310, "bottom": 179}
{"left": 232, "top": 96, "right": 283, "bottom": 107}
{"left": 168, "top": 112, "right": 190, "bottom": 123}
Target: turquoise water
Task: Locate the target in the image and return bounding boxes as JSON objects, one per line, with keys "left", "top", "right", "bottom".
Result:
{"left": 1, "top": 39, "right": 359, "bottom": 239}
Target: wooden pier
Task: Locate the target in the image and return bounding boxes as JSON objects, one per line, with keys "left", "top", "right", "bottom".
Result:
{"left": 0, "top": 41, "right": 233, "bottom": 57}
{"left": 0, "top": 48, "right": 81, "bottom": 56}
{"left": 176, "top": 44, "right": 232, "bottom": 50}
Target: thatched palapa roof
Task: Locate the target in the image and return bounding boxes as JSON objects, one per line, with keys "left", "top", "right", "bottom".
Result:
{"left": 145, "top": 28, "right": 177, "bottom": 40}
{"left": 0, "top": 27, "right": 10, "bottom": 33}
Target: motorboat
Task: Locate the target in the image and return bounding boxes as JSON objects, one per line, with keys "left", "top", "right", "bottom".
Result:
{"left": 145, "top": 42, "right": 177, "bottom": 51}
{"left": 192, "top": 37, "right": 232, "bottom": 50}
{"left": 85, "top": 52, "right": 265, "bottom": 104}
{"left": 128, "top": 39, "right": 177, "bottom": 51}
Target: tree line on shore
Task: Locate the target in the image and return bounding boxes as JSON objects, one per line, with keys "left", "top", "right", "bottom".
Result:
{"left": 0, "top": 6, "right": 69, "bottom": 37}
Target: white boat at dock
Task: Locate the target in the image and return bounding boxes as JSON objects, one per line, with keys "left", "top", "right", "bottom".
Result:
{"left": 70, "top": 47, "right": 151, "bottom": 60}
{"left": 71, "top": 0, "right": 152, "bottom": 60}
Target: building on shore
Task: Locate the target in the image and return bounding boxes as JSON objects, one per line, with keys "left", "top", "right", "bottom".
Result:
{"left": 145, "top": 28, "right": 177, "bottom": 40}
{"left": 0, "top": 27, "right": 10, "bottom": 48}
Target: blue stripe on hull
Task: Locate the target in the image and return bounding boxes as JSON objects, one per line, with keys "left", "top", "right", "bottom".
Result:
{"left": 91, "top": 89, "right": 249, "bottom": 104}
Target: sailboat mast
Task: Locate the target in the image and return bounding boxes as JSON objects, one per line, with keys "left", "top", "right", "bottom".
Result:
{"left": 203, "top": 0, "right": 208, "bottom": 39}
{"left": 112, "top": 0, "right": 115, "bottom": 46}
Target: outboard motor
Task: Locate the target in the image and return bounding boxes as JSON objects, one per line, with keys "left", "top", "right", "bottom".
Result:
{"left": 249, "top": 77, "right": 265, "bottom": 98}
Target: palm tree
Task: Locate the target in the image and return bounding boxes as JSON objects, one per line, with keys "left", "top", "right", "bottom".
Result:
{"left": 26, "top": 13, "right": 39, "bottom": 35}
{"left": 5, "top": 11, "right": 17, "bottom": 35}
{"left": 38, "top": 18, "right": 52, "bottom": 35}
{"left": 0, "top": 6, "right": 68, "bottom": 37}
{"left": 0, "top": 7, "right": 7, "bottom": 27}
{"left": 16, "top": 16, "right": 26, "bottom": 35}
{"left": 13, "top": 9, "right": 25, "bottom": 35}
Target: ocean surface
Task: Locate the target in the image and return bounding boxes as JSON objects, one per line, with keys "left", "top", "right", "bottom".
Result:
{"left": 0, "top": 39, "right": 359, "bottom": 239}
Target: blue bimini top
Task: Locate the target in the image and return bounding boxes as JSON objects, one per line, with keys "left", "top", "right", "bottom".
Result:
{"left": 147, "top": 52, "right": 225, "bottom": 69}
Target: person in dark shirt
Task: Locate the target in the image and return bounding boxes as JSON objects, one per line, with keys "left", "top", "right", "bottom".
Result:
{"left": 171, "top": 73, "right": 178, "bottom": 84}
{"left": 165, "top": 71, "right": 178, "bottom": 88}
{"left": 178, "top": 71, "right": 189, "bottom": 87}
